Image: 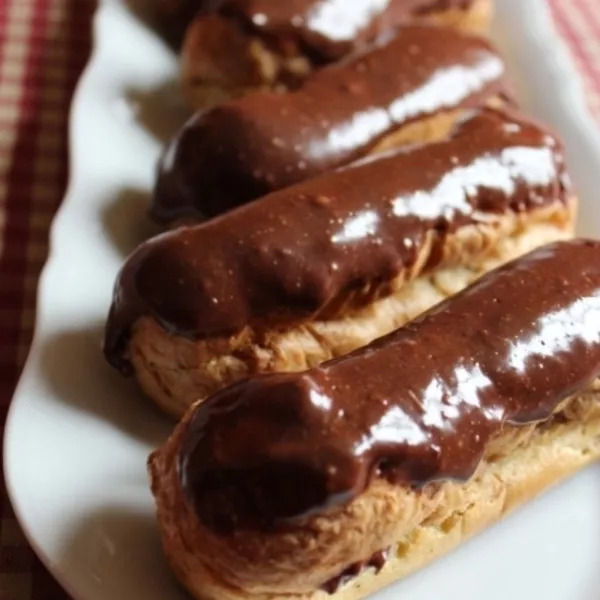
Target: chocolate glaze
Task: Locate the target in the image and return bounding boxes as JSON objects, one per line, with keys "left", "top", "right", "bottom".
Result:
{"left": 323, "top": 548, "right": 390, "bottom": 594}
{"left": 220, "top": 0, "right": 477, "bottom": 60}
{"left": 179, "top": 240, "right": 600, "bottom": 535}
{"left": 106, "top": 109, "right": 569, "bottom": 372}
{"left": 108, "top": 109, "right": 568, "bottom": 369}
{"left": 154, "top": 25, "right": 508, "bottom": 220}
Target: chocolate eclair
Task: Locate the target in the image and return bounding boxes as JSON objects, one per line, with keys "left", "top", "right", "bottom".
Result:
{"left": 180, "top": 0, "right": 494, "bottom": 108}
{"left": 150, "top": 239, "right": 600, "bottom": 600}
{"left": 105, "top": 109, "right": 574, "bottom": 418}
{"left": 156, "top": 24, "right": 509, "bottom": 221}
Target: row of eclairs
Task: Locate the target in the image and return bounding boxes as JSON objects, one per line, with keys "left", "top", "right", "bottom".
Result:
{"left": 104, "top": 1, "right": 600, "bottom": 599}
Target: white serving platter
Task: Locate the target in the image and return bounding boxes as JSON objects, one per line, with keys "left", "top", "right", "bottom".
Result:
{"left": 5, "top": 1, "right": 600, "bottom": 599}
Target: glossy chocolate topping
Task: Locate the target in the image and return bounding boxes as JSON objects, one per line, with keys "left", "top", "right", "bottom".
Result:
{"left": 179, "top": 240, "right": 600, "bottom": 533}
{"left": 221, "top": 0, "right": 476, "bottom": 60}
{"left": 106, "top": 109, "right": 568, "bottom": 372}
{"left": 154, "top": 25, "right": 508, "bottom": 219}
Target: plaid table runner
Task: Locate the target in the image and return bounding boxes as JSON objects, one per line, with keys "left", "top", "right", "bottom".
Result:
{"left": 0, "top": 1, "right": 599, "bottom": 598}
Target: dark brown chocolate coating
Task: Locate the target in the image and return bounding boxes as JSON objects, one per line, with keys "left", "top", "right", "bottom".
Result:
{"left": 179, "top": 240, "right": 600, "bottom": 533}
{"left": 154, "top": 25, "right": 508, "bottom": 219}
{"left": 105, "top": 109, "right": 568, "bottom": 373}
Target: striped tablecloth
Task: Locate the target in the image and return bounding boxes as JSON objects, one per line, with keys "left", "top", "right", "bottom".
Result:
{"left": 0, "top": 1, "right": 599, "bottom": 598}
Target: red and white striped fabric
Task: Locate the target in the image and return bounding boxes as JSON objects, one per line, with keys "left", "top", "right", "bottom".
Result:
{"left": 0, "top": 1, "right": 95, "bottom": 599}
{"left": 0, "top": 1, "right": 598, "bottom": 598}
{"left": 549, "top": 0, "right": 600, "bottom": 121}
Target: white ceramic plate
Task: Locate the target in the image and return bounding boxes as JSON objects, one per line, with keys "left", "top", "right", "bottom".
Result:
{"left": 5, "top": 1, "right": 600, "bottom": 599}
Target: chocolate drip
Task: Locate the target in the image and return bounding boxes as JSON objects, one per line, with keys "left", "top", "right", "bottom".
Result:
{"left": 105, "top": 109, "right": 568, "bottom": 372}
{"left": 179, "top": 240, "right": 600, "bottom": 533}
{"left": 154, "top": 25, "right": 508, "bottom": 219}
{"left": 322, "top": 549, "right": 390, "bottom": 594}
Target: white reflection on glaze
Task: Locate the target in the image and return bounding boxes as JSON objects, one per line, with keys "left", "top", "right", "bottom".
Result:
{"left": 508, "top": 294, "right": 600, "bottom": 373}
{"left": 354, "top": 405, "right": 428, "bottom": 455}
{"left": 306, "top": 0, "right": 391, "bottom": 42}
{"left": 307, "top": 56, "right": 504, "bottom": 160}
{"left": 389, "top": 58, "right": 505, "bottom": 122}
{"left": 354, "top": 365, "right": 495, "bottom": 455}
{"left": 331, "top": 210, "right": 380, "bottom": 243}
{"left": 310, "top": 388, "right": 332, "bottom": 411}
{"left": 392, "top": 147, "right": 556, "bottom": 220}
{"left": 422, "top": 365, "right": 493, "bottom": 430}
{"left": 314, "top": 108, "right": 390, "bottom": 156}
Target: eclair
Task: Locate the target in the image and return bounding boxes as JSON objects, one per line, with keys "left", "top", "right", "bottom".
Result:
{"left": 150, "top": 239, "right": 600, "bottom": 600}
{"left": 105, "top": 109, "right": 575, "bottom": 418}
{"left": 180, "top": 0, "right": 494, "bottom": 108}
{"left": 155, "top": 24, "right": 509, "bottom": 221}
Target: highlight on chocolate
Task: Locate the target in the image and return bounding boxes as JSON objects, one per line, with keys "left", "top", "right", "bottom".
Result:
{"left": 150, "top": 239, "right": 600, "bottom": 600}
